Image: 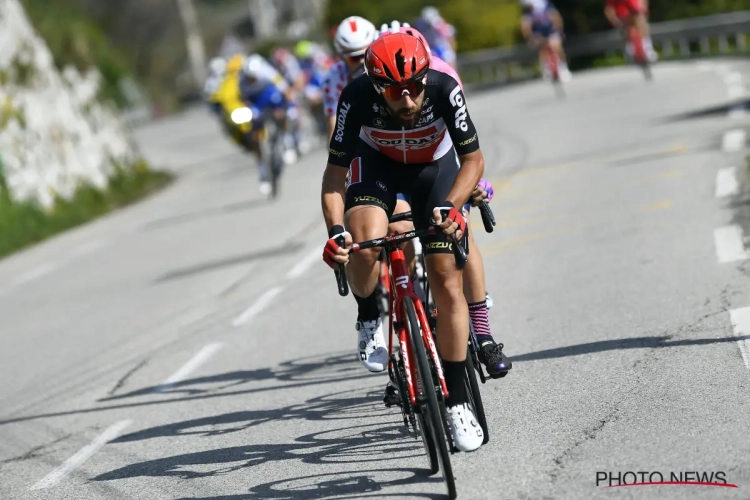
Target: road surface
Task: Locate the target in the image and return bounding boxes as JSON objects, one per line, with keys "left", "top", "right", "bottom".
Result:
{"left": 1, "top": 60, "right": 750, "bottom": 499}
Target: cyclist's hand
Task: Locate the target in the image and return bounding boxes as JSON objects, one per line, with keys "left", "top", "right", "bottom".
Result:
{"left": 471, "top": 178, "right": 494, "bottom": 206}
{"left": 323, "top": 225, "right": 352, "bottom": 269}
{"left": 433, "top": 202, "right": 467, "bottom": 240}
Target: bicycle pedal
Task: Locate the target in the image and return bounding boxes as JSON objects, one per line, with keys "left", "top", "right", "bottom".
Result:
{"left": 383, "top": 384, "right": 401, "bottom": 408}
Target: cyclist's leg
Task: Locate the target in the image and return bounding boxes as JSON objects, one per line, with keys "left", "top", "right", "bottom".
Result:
{"left": 462, "top": 216, "right": 512, "bottom": 377}
{"left": 406, "top": 150, "right": 483, "bottom": 451}
{"left": 344, "top": 145, "right": 398, "bottom": 372}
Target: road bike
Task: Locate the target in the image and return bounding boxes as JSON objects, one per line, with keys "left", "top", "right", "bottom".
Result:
{"left": 332, "top": 204, "right": 495, "bottom": 499}
{"left": 625, "top": 23, "right": 652, "bottom": 81}
{"left": 333, "top": 210, "right": 481, "bottom": 499}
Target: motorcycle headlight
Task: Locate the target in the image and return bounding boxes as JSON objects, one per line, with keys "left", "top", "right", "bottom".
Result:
{"left": 230, "top": 107, "right": 253, "bottom": 124}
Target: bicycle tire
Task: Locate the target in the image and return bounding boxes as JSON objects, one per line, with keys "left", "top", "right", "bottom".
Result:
{"left": 404, "top": 296, "right": 457, "bottom": 499}
{"left": 464, "top": 345, "right": 489, "bottom": 444}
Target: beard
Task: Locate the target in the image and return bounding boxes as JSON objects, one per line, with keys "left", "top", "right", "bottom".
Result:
{"left": 394, "top": 104, "right": 422, "bottom": 128}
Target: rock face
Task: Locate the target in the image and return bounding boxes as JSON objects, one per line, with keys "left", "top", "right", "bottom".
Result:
{"left": 0, "top": 0, "right": 140, "bottom": 209}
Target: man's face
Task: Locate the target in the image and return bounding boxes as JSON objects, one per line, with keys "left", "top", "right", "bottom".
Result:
{"left": 380, "top": 79, "right": 426, "bottom": 127}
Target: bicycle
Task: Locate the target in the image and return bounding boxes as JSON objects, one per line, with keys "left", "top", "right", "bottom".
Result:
{"left": 530, "top": 36, "right": 566, "bottom": 98}
{"left": 625, "top": 23, "right": 652, "bottom": 81}
{"left": 258, "top": 108, "right": 287, "bottom": 199}
{"left": 332, "top": 205, "right": 493, "bottom": 500}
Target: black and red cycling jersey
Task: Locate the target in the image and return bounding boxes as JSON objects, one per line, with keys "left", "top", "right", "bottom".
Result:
{"left": 327, "top": 68, "right": 480, "bottom": 167}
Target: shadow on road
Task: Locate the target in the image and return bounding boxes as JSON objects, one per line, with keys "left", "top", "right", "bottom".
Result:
{"left": 172, "top": 470, "right": 443, "bottom": 499}
{"left": 100, "top": 351, "right": 365, "bottom": 401}
{"left": 658, "top": 98, "right": 749, "bottom": 123}
{"left": 513, "top": 334, "right": 750, "bottom": 362}
{"left": 0, "top": 351, "right": 380, "bottom": 425}
{"left": 92, "top": 385, "right": 443, "bottom": 499}
{"left": 112, "top": 386, "right": 392, "bottom": 443}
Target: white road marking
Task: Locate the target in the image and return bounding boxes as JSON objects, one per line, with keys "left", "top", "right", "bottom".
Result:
{"left": 714, "top": 225, "right": 750, "bottom": 263}
{"left": 286, "top": 248, "right": 323, "bottom": 279}
{"left": 716, "top": 167, "right": 739, "bottom": 198}
{"left": 729, "top": 308, "right": 750, "bottom": 370}
{"left": 30, "top": 419, "right": 132, "bottom": 490}
{"left": 12, "top": 263, "right": 57, "bottom": 286}
{"left": 722, "top": 130, "right": 747, "bottom": 152}
{"left": 153, "top": 342, "right": 225, "bottom": 392}
{"left": 232, "top": 286, "right": 284, "bottom": 327}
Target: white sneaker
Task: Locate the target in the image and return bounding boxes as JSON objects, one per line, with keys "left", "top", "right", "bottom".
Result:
{"left": 356, "top": 318, "right": 389, "bottom": 372}
{"left": 258, "top": 181, "right": 272, "bottom": 196}
{"left": 447, "top": 403, "right": 484, "bottom": 452}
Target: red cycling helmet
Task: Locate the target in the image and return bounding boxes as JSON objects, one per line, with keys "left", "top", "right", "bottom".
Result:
{"left": 365, "top": 33, "right": 430, "bottom": 99}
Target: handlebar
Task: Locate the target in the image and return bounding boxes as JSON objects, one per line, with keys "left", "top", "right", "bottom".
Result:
{"left": 333, "top": 201, "right": 496, "bottom": 297}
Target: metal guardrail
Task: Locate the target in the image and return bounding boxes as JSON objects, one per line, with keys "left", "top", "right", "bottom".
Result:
{"left": 457, "top": 11, "right": 750, "bottom": 85}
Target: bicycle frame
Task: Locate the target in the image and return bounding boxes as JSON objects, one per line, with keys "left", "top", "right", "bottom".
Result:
{"left": 385, "top": 241, "right": 450, "bottom": 407}
{"left": 627, "top": 24, "right": 646, "bottom": 64}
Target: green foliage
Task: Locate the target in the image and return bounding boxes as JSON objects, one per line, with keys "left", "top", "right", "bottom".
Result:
{"left": 324, "top": 0, "right": 521, "bottom": 52}
{"left": 325, "top": 0, "right": 750, "bottom": 53}
{"left": 0, "top": 160, "right": 173, "bottom": 259}
{"left": 19, "top": 0, "right": 130, "bottom": 107}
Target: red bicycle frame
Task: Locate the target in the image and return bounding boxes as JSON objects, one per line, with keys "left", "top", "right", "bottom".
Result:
{"left": 627, "top": 25, "right": 646, "bottom": 64}
{"left": 384, "top": 242, "right": 449, "bottom": 406}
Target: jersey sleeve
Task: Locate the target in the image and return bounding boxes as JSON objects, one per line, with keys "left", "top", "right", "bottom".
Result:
{"left": 322, "top": 72, "right": 337, "bottom": 117}
{"left": 326, "top": 82, "right": 360, "bottom": 167}
{"left": 438, "top": 73, "right": 480, "bottom": 156}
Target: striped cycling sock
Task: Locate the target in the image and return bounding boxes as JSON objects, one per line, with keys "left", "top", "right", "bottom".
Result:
{"left": 468, "top": 300, "right": 493, "bottom": 343}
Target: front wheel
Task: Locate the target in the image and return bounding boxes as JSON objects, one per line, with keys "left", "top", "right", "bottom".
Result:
{"left": 404, "top": 296, "right": 456, "bottom": 499}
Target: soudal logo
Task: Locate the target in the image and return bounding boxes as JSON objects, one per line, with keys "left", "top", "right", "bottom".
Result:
{"left": 334, "top": 102, "right": 351, "bottom": 143}
{"left": 367, "top": 125, "right": 444, "bottom": 151}
{"left": 596, "top": 471, "right": 737, "bottom": 489}
{"left": 370, "top": 132, "right": 441, "bottom": 150}
{"left": 449, "top": 86, "right": 468, "bottom": 132}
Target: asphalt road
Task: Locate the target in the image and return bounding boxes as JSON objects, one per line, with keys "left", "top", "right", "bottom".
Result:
{"left": 2, "top": 59, "right": 750, "bottom": 500}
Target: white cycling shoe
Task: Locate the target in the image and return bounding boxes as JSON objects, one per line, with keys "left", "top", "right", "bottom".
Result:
{"left": 356, "top": 318, "right": 389, "bottom": 373}
{"left": 447, "top": 403, "right": 484, "bottom": 452}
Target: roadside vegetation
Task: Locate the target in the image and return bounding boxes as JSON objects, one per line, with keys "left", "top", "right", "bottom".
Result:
{"left": 0, "top": 161, "right": 173, "bottom": 259}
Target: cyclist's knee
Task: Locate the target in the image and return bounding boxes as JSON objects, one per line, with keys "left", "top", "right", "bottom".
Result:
{"left": 425, "top": 254, "right": 463, "bottom": 298}
{"left": 345, "top": 206, "right": 389, "bottom": 269}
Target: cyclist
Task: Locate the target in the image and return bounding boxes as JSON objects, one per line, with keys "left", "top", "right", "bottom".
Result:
{"left": 270, "top": 47, "right": 308, "bottom": 157}
{"left": 378, "top": 21, "right": 511, "bottom": 380}
{"left": 520, "top": 0, "right": 572, "bottom": 82}
{"left": 239, "top": 54, "right": 294, "bottom": 195}
{"left": 323, "top": 16, "right": 379, "bottom": 140}
{"left": 412, "top": 6, "right": 458, "bottom": 70}
{"left": 322, "top": 33, "right": 488, "bottom": 452}
{"left": 604, "top": 0, "right": 657, "bottom": 62}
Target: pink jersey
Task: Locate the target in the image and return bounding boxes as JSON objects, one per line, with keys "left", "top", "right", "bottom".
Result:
{"left": 323, "top": 56, "right": 462, "bottom": 118}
